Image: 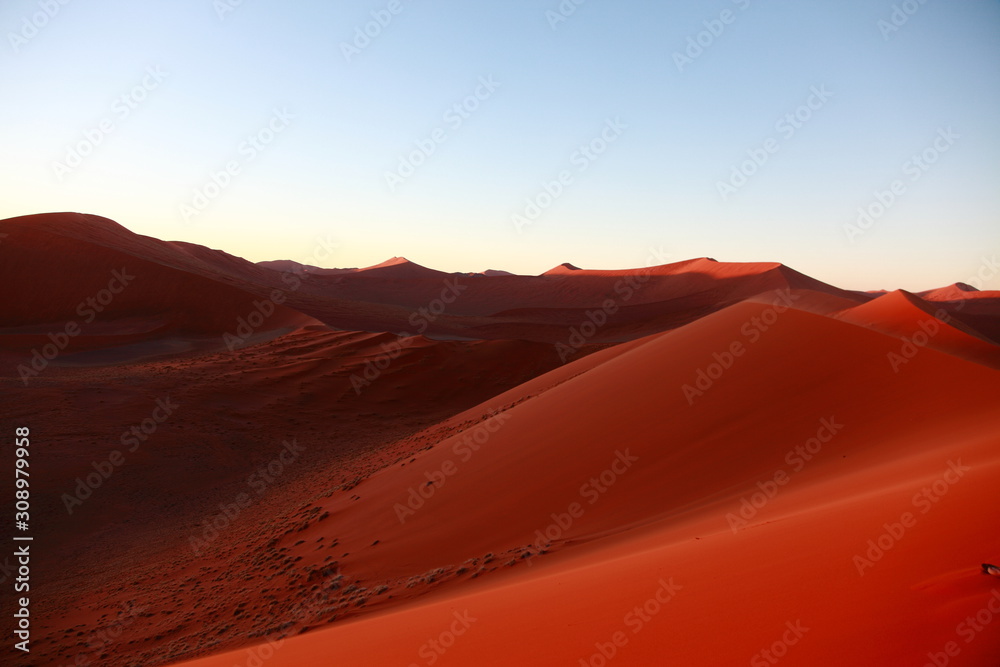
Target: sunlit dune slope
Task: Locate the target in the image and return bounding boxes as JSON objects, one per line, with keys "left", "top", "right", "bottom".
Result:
{"left": 172, "top": 299, "right": 1000, "bottom": 666}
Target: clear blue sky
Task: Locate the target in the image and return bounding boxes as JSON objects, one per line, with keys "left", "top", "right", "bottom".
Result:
{"left": 2, "top": 0, "right": 998, "bottom": 290}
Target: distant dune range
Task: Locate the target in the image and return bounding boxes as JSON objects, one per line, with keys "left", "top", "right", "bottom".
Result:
{"left": 1, "top": 212, "right": 998, "bottom": 666}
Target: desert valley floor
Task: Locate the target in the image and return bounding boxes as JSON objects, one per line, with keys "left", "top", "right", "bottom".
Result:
{"left": 2, "top": 212, "right": 999, "bottom": 666}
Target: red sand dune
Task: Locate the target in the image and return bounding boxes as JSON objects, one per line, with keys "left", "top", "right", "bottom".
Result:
{"left": 918, "top": 282, "right": 984, "bottom": 302}
{"left": 0, "top": 213, "right": 870, "bottom": 348}
{"left": 835, "top": 289, "right": 1000, "bottom": 368}
{"left": 0, "top": 213, "right": 318, "bottom": 341}
{"left": 170, "top": 301, "right": 1000, "bottom": 667}
{"left": 1, "top": 213, "right": 998, "bottom": 667}
{"left": 918, "top": 284, "right": 1000, "bottom": 346}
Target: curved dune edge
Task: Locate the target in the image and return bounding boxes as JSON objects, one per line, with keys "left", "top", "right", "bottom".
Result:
{"left": 169, "top": 303, "right": 1000, "bottom": 666}
{"left": 4, "top": 213, "right": 999, "bottom": 666}
{"left": 835, "top": 289, "right": 1000, "bottom": 367}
